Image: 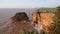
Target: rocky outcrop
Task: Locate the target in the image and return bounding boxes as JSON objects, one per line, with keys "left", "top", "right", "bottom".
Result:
{"left": 11, "top": 12, "right": 34, "bottom": 32}
{"left": 32, "top": 11, "right": 55, "bottom": 34}
{"left": 11, "top": 12, "right": 29, "bottom": 22}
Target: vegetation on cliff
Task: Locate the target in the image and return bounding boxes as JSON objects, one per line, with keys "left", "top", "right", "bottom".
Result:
{"left": 11, "top": 12, "right": 29, "bottom": 22}
{"left": 54, "top": 6, "right": 60, "bottom": 34}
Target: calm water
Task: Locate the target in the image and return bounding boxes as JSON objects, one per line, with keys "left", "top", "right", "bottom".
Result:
{"left": 0, "top": 8, "right": 34, "bottom": 34}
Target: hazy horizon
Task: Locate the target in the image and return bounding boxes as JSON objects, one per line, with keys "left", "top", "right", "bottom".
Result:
{"left": 0, "top": 0, "right": 60, "bottom": 8}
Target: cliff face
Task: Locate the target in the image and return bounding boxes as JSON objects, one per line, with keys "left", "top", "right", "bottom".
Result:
{"left": 32, "top": 12, "right": 55, "bottom": 33}
{"left": 11, "top": 12, "right": 34, "bottom": 32}
{"left": 32, "top": 12, "right": 55, "bottom": 26}
{"left": 11, "top": 11, "right": 55, "bottom": 34}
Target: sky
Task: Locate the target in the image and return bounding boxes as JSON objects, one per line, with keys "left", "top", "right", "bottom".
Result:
{"left": 0, "top": 0, "right": 60, "bottom": 8}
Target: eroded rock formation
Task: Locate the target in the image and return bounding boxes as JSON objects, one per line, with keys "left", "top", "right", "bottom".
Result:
{"left": 11, "top": 12, "right": 34, "bottom": 32}
{"left": 32, "top": 11, "right": 55, "bottom": 34}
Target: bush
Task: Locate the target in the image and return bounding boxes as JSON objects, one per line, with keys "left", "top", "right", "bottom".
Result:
{"left": 53, "top": 6, "right": 60, "bottom": 34}
{"left": 19, "top": 30, "right": 48, "bottom": 34}
{"left": 19, "top": 30, "right": 38, "bottom": 34}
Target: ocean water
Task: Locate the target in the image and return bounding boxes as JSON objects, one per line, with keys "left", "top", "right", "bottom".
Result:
{"left": 0, "top": 8, "right": 34, "bottom": 34}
